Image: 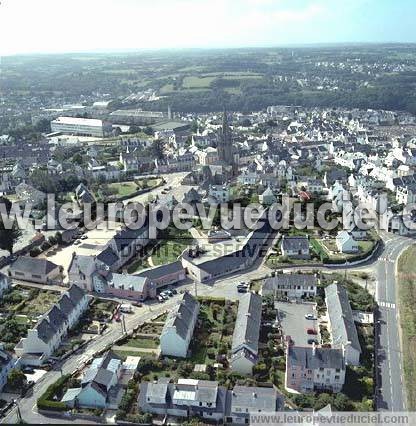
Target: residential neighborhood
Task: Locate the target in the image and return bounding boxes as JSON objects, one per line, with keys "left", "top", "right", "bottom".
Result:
{"left": 1, "top": 14, "right": 416, "bottom": 424}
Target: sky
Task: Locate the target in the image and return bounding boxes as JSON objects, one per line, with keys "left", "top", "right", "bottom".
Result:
{"left": 1, "top": 0, "right": 415, "bottom": 56}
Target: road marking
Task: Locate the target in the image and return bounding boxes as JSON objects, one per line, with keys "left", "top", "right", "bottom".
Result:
{"left": 379, "top": 301, "right": 396, "bottom": 309}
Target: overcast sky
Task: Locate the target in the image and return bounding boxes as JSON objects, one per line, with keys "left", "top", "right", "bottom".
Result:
{"left": 1, "top": 0, "right": 415, "bottom": 56}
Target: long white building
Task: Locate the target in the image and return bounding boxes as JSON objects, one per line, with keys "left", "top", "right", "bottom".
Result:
{"left": 50, "top": 116, "right": 112, "bottom": 137}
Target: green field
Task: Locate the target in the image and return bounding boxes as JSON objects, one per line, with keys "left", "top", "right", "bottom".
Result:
{"left": 123, "top": 337, "right": 159, "bottom": 349}
{"left": 182, "top": 76, "right": 216, "bottom": 89}
{"left": 397, "top": 245, "right": 416, "bottom": 409}
{"left": 107, "top": 181, "right": 139, "bottom": 198}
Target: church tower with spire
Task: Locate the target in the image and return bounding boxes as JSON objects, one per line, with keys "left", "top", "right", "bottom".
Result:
{"left": 218, "top": 108, "right": 236, "bottom": 174}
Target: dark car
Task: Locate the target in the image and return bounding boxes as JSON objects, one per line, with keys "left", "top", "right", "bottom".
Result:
{"left": 307, "top": 338, "right": 318, "bottom": 345}
{"left": 306, "top": 328, "right": 317, "bottom": 335}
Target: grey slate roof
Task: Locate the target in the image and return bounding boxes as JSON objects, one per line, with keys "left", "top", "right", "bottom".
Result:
{"left": 47, "top": 305, "right": 67, "bottom": 329}
{"left": 67, "top": 284, "right": 86, "bottom": 305}
{"left": 231, "top": 292, "right": 262, "bottom": 356}
{"left": 288, "top": 346, "right": 345, "bottom": 370}
{"left": 75, "top": 183, "right": 95, "bottom": 204}
{"left": 106, "top": 273, "right": 149, "bottom": 292}
{"left": 162, "top": 292, "right": 199, "bottom": 340}
{"left": 183, "top": 216, "right": 271, "bottom": 277}
{"left": 113, "top": 226, "right": 147, "bottom": 252}
{"left": 10, "top": 256, "right": 59, "bottom": 276}
{"left": 325, "top": 283, "right": 361, "bottom": 353}
{"left": 97, "top": 246, "right": 119, "bottom": 267}
{"left": 135, "top": 260, "right": 184, "bottom": 281}
{"left": 263, "top": 273, "right": 317, "bottom": 294}
{"left": 281, "top": 235, "right": 309, "bottom": 252}
{"left": 230, "top": 386, "right": 280, "bottom": 413}
{"left": 82, "top": 367, "right": 113, "bottom": 389}
{"left": 37, "top": 318, "right": 57, "bottom": 344}
{"left": 57, "top": 294, "right": 76, "bottom": 317}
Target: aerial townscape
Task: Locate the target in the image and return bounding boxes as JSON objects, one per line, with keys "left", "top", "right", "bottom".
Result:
{"left": 1, "top": 1, "right": 416, "bottom": 425}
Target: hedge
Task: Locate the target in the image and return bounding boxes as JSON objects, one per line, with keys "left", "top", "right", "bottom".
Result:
{"left": 37, "top": 374, "right": 71, "bottom": 412}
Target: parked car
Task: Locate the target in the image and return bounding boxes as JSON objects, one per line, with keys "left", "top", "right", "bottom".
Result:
{"left": 80, "top": 235, "right": 88, "bottom": 240}
{"left": 158, "top": 295, "right": 165, "bottom": 303}
{"left": 171, "top": 289, "right": 178, "bottom": 295}
{"left": 306, "top": 328, "right": 318, "bottom": 335}
{"left": 159, "top": 292, "right": 169, "bottom": 300}
{"left": 307, "top": 338, "right": 319, "bottom": 345}
{"left": 237, "top": 287, "right": 248, "bottom": 293}
{"left": 305, "top": 314, "right": 316, "bottom": 320}
{"left": 23, "top": 367, "right": 34, "bottom": 374}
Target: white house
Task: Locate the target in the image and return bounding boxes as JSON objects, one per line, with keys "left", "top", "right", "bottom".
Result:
{"left": 280, "top": 236, "right": 310, "bottom": 259}
{"left": 15, "top": 285, "right": 89, "bottom": 365}
{"left": 263, "top": 274, "right": 317, "bottom": 299}
{"left": 62, "top": 351, "right": 123, "bottom": 409}
{"left": 9, "top": 257, "right": 62, "bottom": 284}
{"left": 336, "top": 231, "right": 359, "bottom": 254}
{"left": 207, "top": 185, "right": 231, "bottom": 204}
{"left": 286, "top": 345, "right": 346, "bottom": 394}
{"left": 325, "top": 283, "right": 361, "bottom": 365}
{"left": 230, "top": 293, "right": 262, "bottom": 375}
{"left": 396, "top": 184, "right": 416, "bottom": 205}
{"left": 160, "top": 292, "right": 199, "bottom": 358}
{"left": 0, "top": 345, "right": 15, "bottom": 392}
{"left": 0, "top": 272, "right": 10, "bottom": 298}
{"left": 259, "top": 186, "right": 277, "bottom": 205}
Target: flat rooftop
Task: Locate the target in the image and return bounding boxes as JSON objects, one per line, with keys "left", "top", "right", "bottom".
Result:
{"left": 51, "top": 116, "right": 105, "bottom": 126}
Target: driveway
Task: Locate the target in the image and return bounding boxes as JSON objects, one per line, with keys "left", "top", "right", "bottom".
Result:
{"left": 275, "top": 301, "right": 319, "bottom": 346}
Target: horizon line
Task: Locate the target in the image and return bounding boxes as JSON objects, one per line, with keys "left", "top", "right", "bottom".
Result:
{"left": 3, "top": 41, "right": 416, "bottom": 58}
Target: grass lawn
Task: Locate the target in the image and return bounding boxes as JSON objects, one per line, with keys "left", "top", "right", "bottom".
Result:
{"left": 314, "top": 237, "right": 375, "bottom": 262}
{"left": 151, "top": 227, "right": 194, "bottom": 266}
{"left": 89, "top": 299, "right": 118, "bottom": 322}
{"left": 107, "top": 181, "right": 139, "bottom": 198}
{"left": 127, "top": 258, "right": 150, "bottom": 273}
{"left": 123, "top": 337, "right": 159, "bottom": 349}
{"left": 0, "top": 287, "right": 60, "bottom": 318}
{"left": 397, "top": 245, "right": 416, "bottom": 409}
{"left": 189, "top": 298, "right": 237, "bottom": 365}
{"left": 182, "top": 76, "right": 216, "bottom": 89}
{"left": 114, "top": 349, "right": 157, "bottom": 359}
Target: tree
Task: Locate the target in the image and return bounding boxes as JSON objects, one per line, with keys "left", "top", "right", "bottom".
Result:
{"left": 143, "top": 126, "right": 154, "bottom": 135}
{"left": 148, "top": 139, "right": 165, "bottom": 160}
{"left": 29, "top": 169, "right": 56, "bottom": 194}
{"left": 0, "top": 197, "right": 21, "bottom": 255}
{"left": 8, "top": 368, "right": 27, "bottom": 390}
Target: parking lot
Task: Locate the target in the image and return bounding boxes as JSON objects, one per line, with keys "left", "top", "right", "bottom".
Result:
{"left": 275, "top": 301, "right": 320, "bottom": 347}
{"left": 45, "top": 223, "right": 121, "bottom": 278}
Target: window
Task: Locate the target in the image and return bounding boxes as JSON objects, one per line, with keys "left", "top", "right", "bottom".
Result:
{"left": 335, "top": 375, "right": 340, "bottom": 380}
{"left": 32, "top": 274, "right": 42, "bottom": 279}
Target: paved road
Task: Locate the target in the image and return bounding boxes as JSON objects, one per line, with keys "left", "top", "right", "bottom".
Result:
{"left": 3, "top": 230, "right": 414, "bottom": 422}
{"left": 1, "top": 297, "right": 185, "bottom": 424}
{"left": 373, "top": 232, "right": 414, "bottom": 412}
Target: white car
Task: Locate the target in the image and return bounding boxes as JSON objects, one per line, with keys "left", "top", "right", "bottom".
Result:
{"left": 305, "top": 314, "right": 316, "bottom": 320}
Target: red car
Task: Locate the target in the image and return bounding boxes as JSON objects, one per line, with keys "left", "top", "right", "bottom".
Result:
{"left": 307, "top": 328, "right": 317, "bottom": 335}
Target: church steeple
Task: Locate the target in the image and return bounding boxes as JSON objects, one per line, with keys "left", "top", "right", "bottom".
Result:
{"left": 218, "top": 107, "right": 234, "bottom": 168}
